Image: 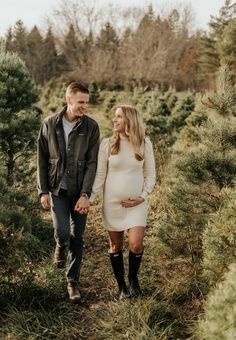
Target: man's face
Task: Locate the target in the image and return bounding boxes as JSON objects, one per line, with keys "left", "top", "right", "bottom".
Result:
{"left": 67, "top": 91, "right": 89, "bottom": 117}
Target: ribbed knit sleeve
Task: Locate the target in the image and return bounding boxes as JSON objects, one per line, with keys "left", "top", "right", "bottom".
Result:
{"left": 140, "top": 137, "right": 156, "bottom": 200}
{"left": 89, "top": 138, "right": 109, "bottom": 203}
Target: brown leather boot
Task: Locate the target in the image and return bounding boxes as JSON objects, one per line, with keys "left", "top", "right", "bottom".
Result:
{"left": 67, "top": 282, "right": 81, "bottom": 304}
{"left": 53, "top": 244, "right": 67, "bottom": 268}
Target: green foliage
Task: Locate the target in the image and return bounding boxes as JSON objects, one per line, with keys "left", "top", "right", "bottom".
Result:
{"left": 40, "top": 78, "right": 67, "bottom": 115}
{"left": 89, "top": 81, "right": 100, "bottom": 105}
{"left": 180, "top": 108, "right": 208, "bottom": 145}
{"left": 0, "top": 47, "right": 43, "bottom": 294}
{"left": 0, "top": 51, "right": 38, "bottom": 116}
{"left": 199, "top": 1, "right": 236, "bottom": 80}
{"left": 185, "top": 110, "right": 208, "bottom": 128}
{"left": 158, "top": 177, "right": 219, "bottom": 261}
{"left": 202, "top": 65, "right": 236, "bottom": 116}
{"left": 169, "top": 96, "right": 195, "bottom": 131}
{"left": 0, "top": 48, "right": 40, "bottom": 185}
{"left": 165, "top": 92, "right": 178, "bottom": 110}
{"left": 176, "top": 122, "right": 236, "bottom": 189}
{"left": 157, "top": 97, "right": 236, "bottom": 262}
{"left": 145, "top": 98, "right": 172, "bottom": 146}
{"left": 196, "top": 263, "right": 236, "bottom": 340}
{"left": 202, "top": 188, "right": 236, "bottom": 286}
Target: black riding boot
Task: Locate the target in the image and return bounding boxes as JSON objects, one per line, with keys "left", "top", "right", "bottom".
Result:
{"left": 128, "top": 250, "right": 143, "bottom": 297}
{"left": 109, "top": 250, "right": 129, "bottom": 300}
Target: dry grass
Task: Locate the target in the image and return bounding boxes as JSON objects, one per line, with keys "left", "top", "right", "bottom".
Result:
{"left": 0, "top": 197, "right": 203, "bottom": 339}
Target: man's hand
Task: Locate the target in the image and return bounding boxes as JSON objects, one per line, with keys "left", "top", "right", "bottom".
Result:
{"left": 40, "top": 194, "right": 51, "bottom": 209}
{"left": 74, "top": 196, "right": 90, "bottom": 214}
{"left": 121, "top": 197, "right": 145, "bottom": 208}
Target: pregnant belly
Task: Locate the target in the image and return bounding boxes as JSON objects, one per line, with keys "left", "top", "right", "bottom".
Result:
{"left": 105, "top": 173, "right": 143, "bottom": 201}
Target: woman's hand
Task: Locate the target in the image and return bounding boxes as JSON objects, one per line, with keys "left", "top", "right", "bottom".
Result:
{"left": 121, "top": 197, "right": 145, "bottom": 208}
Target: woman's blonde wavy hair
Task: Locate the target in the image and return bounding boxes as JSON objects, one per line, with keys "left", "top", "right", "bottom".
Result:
{"left": 110, "top": 104, "right": 145, "bottom": 161}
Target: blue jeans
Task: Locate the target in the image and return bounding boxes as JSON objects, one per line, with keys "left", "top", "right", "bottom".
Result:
{"left": 50, "top": 189, "right": 87, "bottom": 284}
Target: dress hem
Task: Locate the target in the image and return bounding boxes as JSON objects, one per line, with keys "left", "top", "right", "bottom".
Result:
{"left": 104, "top": 225, "right": 146, "bottom": 232}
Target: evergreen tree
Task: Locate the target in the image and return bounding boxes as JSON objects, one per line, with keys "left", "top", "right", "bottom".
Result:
{"left": 26, "top": 26, "right": 44, "bottom": 84}
{"left": 92, "top": 22, "right": 119, "bottom": 87}
{"left": 199, "top": 0, "right": 236, "bottom": 83}
{"left": 199, "top": 35, "right": 220, "bottom": 79}
{"left": 0, "top": 46, "right": 42, "bottom": 291}
{"left": 145, "top": 97, "right": 172, "bottom": 144}
{"left": 157, "top": 65, "right": 236, "bottom": 266}
{"left": 89, "top": 81, "right": 100, "bottom": 105}
{"left": 10, "top": 20, "right": 28, "bottom": 59}
{"left": 219, "top": 18, "right": 236, "bottom": 78}
{"left": 202, "top": 188, "right": 236, "bottom": 287}
{"left": 197, "top": 263, "right": 236, "bottom": 339}
{"left": 0, "top": 47, "right": 40, "bottom": 199}
{"left": 41, "top": 27, "right": 60, "bottom": 83}
{"left": 202, "top": 64, "right": 236, "bottom": 116}
{"left": 169, "top": 96, "right": 195, "bottom": 131}
{"left": 62, "top": 24, "right": 81, "bottom": 69}
{"left": 5, "top": 27, "right": 14, "bottom": 51}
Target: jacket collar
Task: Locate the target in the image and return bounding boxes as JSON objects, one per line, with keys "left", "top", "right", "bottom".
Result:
{"left": 56, "top": 105, "right": 84, "bottom": 128}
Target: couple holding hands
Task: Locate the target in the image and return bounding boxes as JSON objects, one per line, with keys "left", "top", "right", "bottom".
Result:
{"left": 37, "top": 82, "right": 156, "bottom": 303}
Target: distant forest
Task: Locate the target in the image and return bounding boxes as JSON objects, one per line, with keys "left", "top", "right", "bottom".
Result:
{"left": 2, "top": 0, "right": 236, "bottom": 90}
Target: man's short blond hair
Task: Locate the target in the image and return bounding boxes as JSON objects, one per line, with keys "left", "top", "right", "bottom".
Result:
{"left": 66, "top": 83, "right": 89, "bottom": 97}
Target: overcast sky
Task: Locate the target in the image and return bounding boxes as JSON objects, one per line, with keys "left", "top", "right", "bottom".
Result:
{"left": 0, "top": 0, "right": 226, "bottom": 36}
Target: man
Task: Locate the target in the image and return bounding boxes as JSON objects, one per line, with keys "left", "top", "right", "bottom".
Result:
{"left": 37, "top": 83, "right": 100, "bottom": 303}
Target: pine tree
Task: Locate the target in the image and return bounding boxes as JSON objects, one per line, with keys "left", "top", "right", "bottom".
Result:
{"left": 202, "top": 188, "right": 236, "bottom": 286}
{"left": 0, "top": 46, "right": 40, "bottom": 203}
{"left": 202, "top": 64, "right": 236, "bottom": 116}
{"left": 92, "top": 22, "right": 119, "bottom": 87}
{"left": 169, "top": 96, "right": 195, "bottom": 131}
{"left": 62, "top": 24, "right": 81, "bottom": 69}
{"left": 5, "top": 27, "right": 14, "bottom": 51}
{"left": 0, "top": 46, "right": 42, "bottom": 291}
{"left": 26, "top": 26, "right": 44, "bottom": 84}
{"left": 145, "top": 98, "right": 171, "bottom": 142}
{"left": 10, "top": 20, "right": 28, "bottom": 59}
{"left": 157, "top": 65, "right": 236, "bottom": 265}
{"left": 41, "top": 27, "right": 60, "bottom": 83}
{"left": 219, "top": 18, "right": 236, "bottom": 78}
{"left": 199, "top": 0, "right": 236, "bottom": 83}
{"left": 197, "top": 263, "right": 236, "bottom": 339}
{"left": 89, "top": 81, "right": 99, "bottom": 104}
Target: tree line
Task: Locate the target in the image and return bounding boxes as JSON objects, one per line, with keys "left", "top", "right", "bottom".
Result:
{"left": 3, "top": 0, "right": 236, "bottom": 90}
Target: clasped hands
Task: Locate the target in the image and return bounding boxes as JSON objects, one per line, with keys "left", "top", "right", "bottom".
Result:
{"left": 74, "top": 196, "right": 90, "bottom": 214}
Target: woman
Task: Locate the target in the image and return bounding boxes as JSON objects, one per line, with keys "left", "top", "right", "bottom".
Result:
{"left": 90, "top": 104, "right": 156, "bottom": 300}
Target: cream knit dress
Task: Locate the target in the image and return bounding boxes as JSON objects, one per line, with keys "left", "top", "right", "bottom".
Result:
{"left": 90, "top": 136, "right": 156, "bottom": 231}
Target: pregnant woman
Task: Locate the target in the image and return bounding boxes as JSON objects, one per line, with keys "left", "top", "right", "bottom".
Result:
{"left": 90, "top": 104, "right": 156, "bottom": 300}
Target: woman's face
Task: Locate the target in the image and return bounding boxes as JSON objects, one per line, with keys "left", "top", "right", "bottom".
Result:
{"left": 113, "top": 108, "right": 126, "bottom": 133}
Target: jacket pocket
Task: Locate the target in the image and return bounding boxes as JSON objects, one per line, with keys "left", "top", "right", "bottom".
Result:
{"left": 48, "top": 158, "right": 59, "bottom": 187}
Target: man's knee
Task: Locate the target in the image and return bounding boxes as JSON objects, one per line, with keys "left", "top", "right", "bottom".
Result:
{"left": 55, "top": 228, "right": 70, "bottom": 246}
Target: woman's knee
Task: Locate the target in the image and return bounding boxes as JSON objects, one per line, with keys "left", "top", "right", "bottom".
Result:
{"left": 129, "top": 242, "right": 143, "bottom": 254}
{"left": 109, "top": 241, "right": 123, "bottom": 253}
